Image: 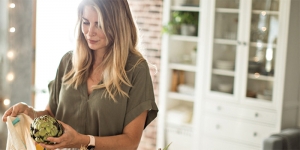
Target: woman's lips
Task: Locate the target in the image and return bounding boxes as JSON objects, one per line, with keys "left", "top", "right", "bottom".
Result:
{"left": 88, "top": 40, "right": 98, "bottom": 44}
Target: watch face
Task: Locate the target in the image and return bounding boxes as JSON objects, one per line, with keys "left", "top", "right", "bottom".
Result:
{"left": 87, "top": 145, "right": 95, "bottom": 150}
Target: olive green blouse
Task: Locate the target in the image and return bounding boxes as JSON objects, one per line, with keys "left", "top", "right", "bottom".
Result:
{"left": 48, "top": 51, "right": 158, "bottom": 136}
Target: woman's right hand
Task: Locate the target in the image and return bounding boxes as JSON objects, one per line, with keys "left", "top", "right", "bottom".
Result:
{"left": 2, "top": 102, "right": 35, "bottom": 122}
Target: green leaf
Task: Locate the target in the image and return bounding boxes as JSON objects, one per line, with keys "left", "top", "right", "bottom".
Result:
{"left": 163, "top": 142, "right": 172, "bottom": 150}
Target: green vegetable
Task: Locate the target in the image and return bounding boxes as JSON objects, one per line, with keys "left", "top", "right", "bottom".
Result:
{"left": 30, "top": 115, "right": 64, "bottom": 144}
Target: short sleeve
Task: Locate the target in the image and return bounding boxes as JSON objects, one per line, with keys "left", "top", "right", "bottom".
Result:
{"left": 48, "top": 51, "right": 72, "bottom": 116}
{"left": 124, "top": 61, "right": 158, "bottom": 128}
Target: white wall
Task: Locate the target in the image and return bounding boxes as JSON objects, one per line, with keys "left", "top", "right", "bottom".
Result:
{"left": 35, "top": 0, "right": 81, "bottom": 110}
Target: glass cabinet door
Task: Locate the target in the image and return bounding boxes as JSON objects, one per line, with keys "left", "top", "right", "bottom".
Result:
{"left": 209, "top": 0, "right": 240, "bottom": 96}
{"left": 246, "top": 0, "right": 280, "bottom": 102}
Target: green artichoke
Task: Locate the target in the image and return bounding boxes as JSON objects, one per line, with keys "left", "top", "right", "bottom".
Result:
{"left": 30, "top": 115, "right": 64, "bottom": 144}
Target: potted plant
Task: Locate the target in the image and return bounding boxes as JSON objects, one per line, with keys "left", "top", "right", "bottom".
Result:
{"left": 163, "top": 11, "right": 198, "bottom": 36}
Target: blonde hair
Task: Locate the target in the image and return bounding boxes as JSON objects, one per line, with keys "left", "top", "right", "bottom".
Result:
{"left": 63, "top": 0, "right": 144, "bottom": 101}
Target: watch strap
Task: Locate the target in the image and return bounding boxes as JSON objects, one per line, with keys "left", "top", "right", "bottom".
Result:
{"left": 87, "top": 135, "right": 95, "bottom": 150}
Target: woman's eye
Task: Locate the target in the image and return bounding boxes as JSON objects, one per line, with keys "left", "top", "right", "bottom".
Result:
{"left": 82, "top": 22, "right": 89, "bottom": 25}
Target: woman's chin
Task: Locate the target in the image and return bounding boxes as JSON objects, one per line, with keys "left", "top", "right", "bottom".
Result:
{"left": 88, "top": 45, "right": 98, "bottom": 50}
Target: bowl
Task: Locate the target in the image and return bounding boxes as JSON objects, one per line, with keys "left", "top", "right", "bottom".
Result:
{"left": 218, "top": 83, "right": 233, "bottom": 93}
{"left": 178, "top": 84, "right": 195, "bottom": 95}
{"left": 257, "top": 93, "right": 272, "bottom": 101}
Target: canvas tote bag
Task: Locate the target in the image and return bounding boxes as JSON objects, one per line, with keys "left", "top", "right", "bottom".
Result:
{"left": 6, "top": 113, "right": 36, "bottom": 150}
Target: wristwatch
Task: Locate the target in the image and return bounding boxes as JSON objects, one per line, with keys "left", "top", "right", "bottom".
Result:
{"left": 87, "top": 135, "right": 95, "bottom": 150}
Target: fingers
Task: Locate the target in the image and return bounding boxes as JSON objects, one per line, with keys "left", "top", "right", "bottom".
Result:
{"left": 57, "top": 120, "right": 63, "bottom": 125}
{"left": 39, "top": 137, "right": 65, "bottom": 150}
{"left": 1, "top": 116, "right": 6, "bottom": 122}
{"left": 10, "top": 106, "right": 19, "bottom": 117}
{"left": 46, "top": 127, "right": 68, "bottom": 143}
{"left": 1, "top": 102, "right": 30, "bottom": 122}
{"left": 47, "top": 137, "right": 62, "bottom": 144}
{"left": 2, "top": 107, "right": 13, "bottom": 122}
{"left": 57, "top": 120, "right": 68, "bottom": 129}
{"left": 57, "top": 120, "right": 68, "bottom": 132}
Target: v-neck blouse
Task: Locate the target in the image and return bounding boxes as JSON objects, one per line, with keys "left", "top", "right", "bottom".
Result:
{"left": 48, "top": 51, "right": 158, "bottom": 136}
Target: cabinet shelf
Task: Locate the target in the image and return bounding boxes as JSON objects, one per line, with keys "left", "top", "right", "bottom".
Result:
{"left": 248, "top": 73, "right": 274, "bottom": 81}
{"left": 169, "top": 63, "right": 197, "bottom": 72}
{"left": 171, "top": 35, "right": 198, "bottom": 42}
{"left": 250, "top": 42, "right": 277, "bottom": 48}
{"left": 216, "top": 8, "right": 239, "bottom": 13}
{"left": 244, "top": 97, "right": 273, "bottom": 105}
{"left": 168, "top": 92, "right": 195, "bottom": 102}
{"left": 171, "top": 6, "right": 200, "bottom": 12}
{"left": 214, "top": 39, "right": 237, "bottom": 45}
{"left": 212, "top": 69, "right": 235, "bottom": 77}
{"left": 252, "top": 10, "right": 279, "bottom": 15}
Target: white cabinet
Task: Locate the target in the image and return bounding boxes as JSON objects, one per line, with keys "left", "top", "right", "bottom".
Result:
{"left": 157, "top": 0, "right": 300, "bottom": 150}
{"left": 156, "top": 0, "right": 203, "bottom": 149}
{"left": 203, "top": 115, "right": 275, "bottom": 146}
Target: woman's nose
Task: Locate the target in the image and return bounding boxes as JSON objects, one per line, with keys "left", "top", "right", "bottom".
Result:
{"left": 88, "top": 26, "right": 96, "bottom": 36}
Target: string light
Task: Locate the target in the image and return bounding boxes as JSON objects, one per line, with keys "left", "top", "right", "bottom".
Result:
{"left": 3, "top": 99, "right": 11, "bottom": 106}
{"left": 6, "top": 72, "right": 15, "bottom": 81}
{"left": 7, "top": 50, "right": 15, "bottom": 60}
{"left": 4, "top": 1, "right": 16, "bottom": 107}
{"left": 9, "top": 3, "right": 15, "bottom": 8}
{"left": 9, "top": 27, "right": 15, "bottom": 32}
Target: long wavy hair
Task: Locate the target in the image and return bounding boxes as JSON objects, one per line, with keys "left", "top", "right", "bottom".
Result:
{"left": 63, "top": 0, "right": 144, "bottom": 101}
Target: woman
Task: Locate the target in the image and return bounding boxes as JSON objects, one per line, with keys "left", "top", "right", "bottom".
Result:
{"left": 2, "top": 0, "right": 158, "bottom": 149}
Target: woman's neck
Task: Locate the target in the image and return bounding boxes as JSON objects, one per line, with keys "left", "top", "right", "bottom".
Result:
{"left": 93, "top": 50, "right": 105, "bottom": 67}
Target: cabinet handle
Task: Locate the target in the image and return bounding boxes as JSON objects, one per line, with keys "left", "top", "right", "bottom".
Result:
{"left": 243, "top": 42, "right": 247, "bottom": 46}
{"left": 253, "top": 132, "right": 257, "bottom": 137}
{"left": 237, "top": 41, "right": 242, "bottom": 45}
{"left": 217, "top": 106, "right": 222, "bottom": 111}
{"left": 216, "top": 124, "right": 220, "bottom": 129}
{"left": 255, "top": 113, "right": 259, "bottom": 117}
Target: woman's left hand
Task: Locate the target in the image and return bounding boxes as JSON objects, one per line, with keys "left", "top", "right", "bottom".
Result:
{"left": 39, "top": 121, "right": 84, "bottom": 149}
